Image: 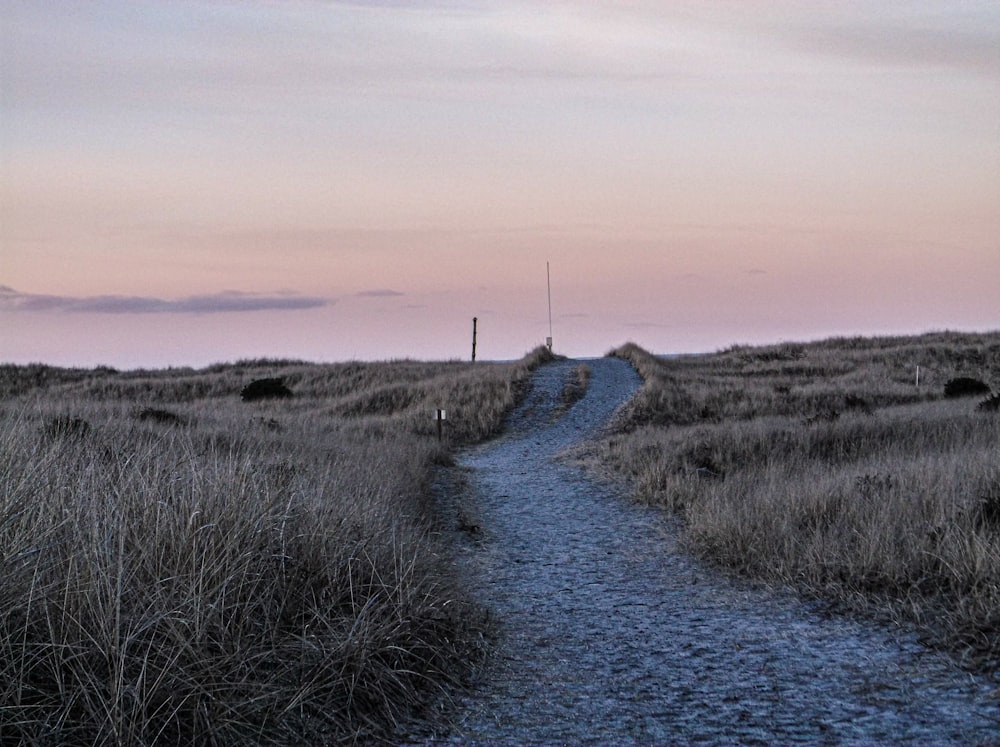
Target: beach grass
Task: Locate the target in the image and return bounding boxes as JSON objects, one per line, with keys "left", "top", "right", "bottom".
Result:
{"left": 0, "top": 347, "right": 554, "bottom": 744}
{"left": 603, "top": 331, "right": 1000, "bottom": 670}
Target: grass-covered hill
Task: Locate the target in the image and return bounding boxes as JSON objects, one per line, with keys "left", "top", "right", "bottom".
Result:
{"left": 604, "top": 331, "right": 1000, "bottom": 672}
{"left": 0, "top": 348, "right": 554, "bottom": 745}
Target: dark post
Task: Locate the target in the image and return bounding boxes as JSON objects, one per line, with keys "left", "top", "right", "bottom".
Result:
{"left": 471, "top": 317, "right": 478, "bottom": 362}
{"left": 546, "top": 261, "right": 553, "bottom": 351}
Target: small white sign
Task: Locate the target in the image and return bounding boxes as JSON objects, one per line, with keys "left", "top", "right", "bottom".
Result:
{"left": 434, "top": 409, "right": 447, "bottom": 420}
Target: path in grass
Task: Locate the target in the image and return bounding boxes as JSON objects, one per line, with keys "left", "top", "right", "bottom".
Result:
{"left": 412, "top": 357, "right": 999, "bottom": 744}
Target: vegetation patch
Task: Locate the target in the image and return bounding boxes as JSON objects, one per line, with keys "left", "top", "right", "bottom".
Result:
{"left": 0, "top": 346, "right": 553, "bottom": 744}
{"left": 603, "top": 331, "right": 1000, "bottom": 672}
{"left": 42, "top": 414, "right": 91, "bottom": 441}
{"left": 943, "top": 376, "right": 991, "bottom": 398}
{"left": 977, "top": 392, "right": 1000, "bottom": 413}
{"left": 975, "top": 483, "right": 1000, "bottom": 532}
{"left": 137, "top": 406, "right": 186, "bottom": 425}
{"left": 240, "top": 377, "right": 294, "bottom": 401}
{"left": 556, "top": 363, "right": 591, "bottom": 414}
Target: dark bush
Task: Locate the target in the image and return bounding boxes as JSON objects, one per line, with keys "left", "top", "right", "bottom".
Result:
{"left": 241, "top": 378, "right": 293, "bottom": 402}
{"left": 977, "top": 393, "right": 1000, "bottom": 413}
{"left": 975, "top": 484, "right": 1000, "bottom": 531}
{"left": 43, "top": 415, "right": 91, "bottom": 441}
{"left": 253, "top": 416, "right": 283, "bottom": 431}
{"left": 680, "top": 441, "right": 724, "bottom": 478}
{"left": 137, "top": 407, "right": 186, "bottom": 426}
{"left": 740, "top": 343, "right": 806, "bottom": 363}
{"left": 943, "top": 377, "right": 990, "bottom": 398}
{"left": 844, "top": 394, "right": 873, "bottom": 414}
{"left": 805, "top": 407, "right": 840, "bottom": 425}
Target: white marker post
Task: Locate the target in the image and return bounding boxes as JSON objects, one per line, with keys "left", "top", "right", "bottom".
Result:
{"left": 434, "top": 409, "right": 447, "bottom": 442}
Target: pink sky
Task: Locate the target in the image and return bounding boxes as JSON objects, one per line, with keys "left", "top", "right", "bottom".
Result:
{"left": 2, "top": 1, "right": 998, "bottom": 367}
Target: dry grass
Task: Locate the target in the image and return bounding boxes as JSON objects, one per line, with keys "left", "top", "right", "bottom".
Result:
{"left": 556, "top": 363, "right": 591, "bottom": 414}
{"left": 604, "top": 332, "right": 1000, "bottom": 671}
{"left": 0, "top": 346, "right": 555, "bottom": 745}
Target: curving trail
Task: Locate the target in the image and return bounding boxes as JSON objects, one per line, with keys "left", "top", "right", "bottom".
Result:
{"left": 413, "top": 358, "right": 999, "bottom": 744}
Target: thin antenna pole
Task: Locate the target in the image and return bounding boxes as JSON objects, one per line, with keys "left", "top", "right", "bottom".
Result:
{"left": 546, "top": 261, "right": 553, "bottom": 351}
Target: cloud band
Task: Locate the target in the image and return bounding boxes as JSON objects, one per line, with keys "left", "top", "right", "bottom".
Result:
{"left": 0, "top": 286, "right": 331, "bottom": 314}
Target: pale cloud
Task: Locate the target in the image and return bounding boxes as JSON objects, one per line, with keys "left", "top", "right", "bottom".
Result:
{"left": 623, "top": 321, "right": 676, "bottom": 330}
{"left": 0, "top": 287, "right": 331, "bottom": 314}
{"left": 356, "top": 289, "right": 405, "bottom": 297}
{"left": 6, "top": 0, "right": 995, "bottom": 124}
{"left": 784, "top": 14, "right": 1000, "bottom": 79}
{"left": 0, "top": 1, "right": 729, "bottom": 120}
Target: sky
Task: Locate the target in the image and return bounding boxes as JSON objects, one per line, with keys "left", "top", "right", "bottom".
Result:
{"left": 2, "top": 0, "right": 998, "bottom": 368}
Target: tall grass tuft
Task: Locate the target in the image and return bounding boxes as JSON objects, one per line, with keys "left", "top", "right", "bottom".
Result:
{"left": 604, "top": 332, "right": 1000, "bottom": 671}
{"left": 0, "top": 346, "right": 553, "bottom": 744}
{"left": 557, "top": 363, "right": 591, "bottom": 413}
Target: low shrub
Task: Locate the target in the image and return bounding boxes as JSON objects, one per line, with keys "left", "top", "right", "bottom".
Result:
{"left": 240, "top": 377, "right": 293, "bottom": 401}
{"left": 944, "top": 377, "right": 991, "bottom": 398}
{"left": 977, "top": 393, "right": 1000, "bottom": 412}
{"left": 42, "top": 414, "right": 91, "bottom": 440}
{"left": 558, "top": 363, "right": 591, "bottom": 411}
{"left": 844, "top": 393, "right": 873, "bottom": 414}
{"left": 975, "top": 485, "right": 1000, "bottom": 531}
{"left": 137, "top": 406, "right": 186, "bottom": 425}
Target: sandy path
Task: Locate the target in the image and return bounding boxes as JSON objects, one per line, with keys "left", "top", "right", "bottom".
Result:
{"left": 410, "top": 358, "right": 999, "bottom": 744}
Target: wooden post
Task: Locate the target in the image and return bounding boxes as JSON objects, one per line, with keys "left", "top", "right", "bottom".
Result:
{"left": 916, "top": 365, "right": 921, "bottom": 388}
{"left": 435, "top": 409, "right": 447, "bottom": 442}
{"left": 472, "top": 317, "right": 478, "bottom": 362}
{"left": 546, "top": 261, "right": 553, "bottom": 351}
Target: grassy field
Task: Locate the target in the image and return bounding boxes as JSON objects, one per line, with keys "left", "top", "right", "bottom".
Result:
{"left": 5, "top": 332, "right": 997, "bottom": 741}
{"left": 603, "top": 332, "right": 1000, "bottom": 671}
{"left": 0, "top": 348, "right": 554, "bottom": 745}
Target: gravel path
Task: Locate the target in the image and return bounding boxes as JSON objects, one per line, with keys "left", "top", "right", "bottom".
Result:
{"left": 412, "top": 358, "right": 1000, "bottom": 745}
